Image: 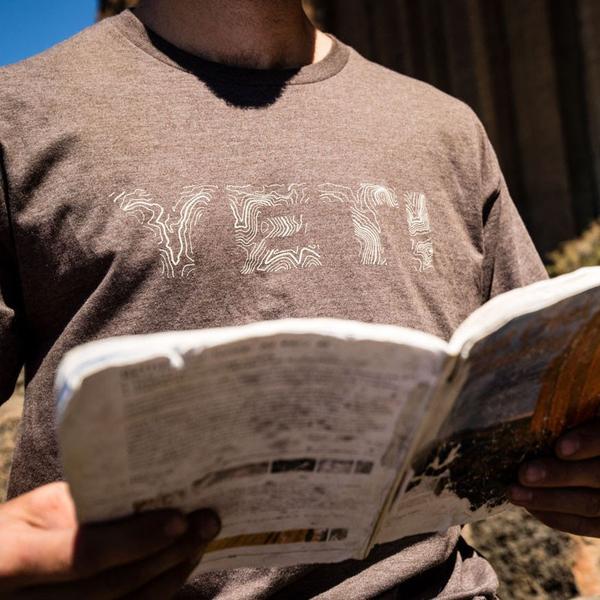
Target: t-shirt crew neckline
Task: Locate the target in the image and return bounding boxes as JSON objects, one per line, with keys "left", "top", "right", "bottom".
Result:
{"left": 109, "top": 8, "right": 351, "bottom": 86}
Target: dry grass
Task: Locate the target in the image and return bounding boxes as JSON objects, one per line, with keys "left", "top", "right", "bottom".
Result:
{"left": 547, "top": 220, "right": 600, "bottom": 276}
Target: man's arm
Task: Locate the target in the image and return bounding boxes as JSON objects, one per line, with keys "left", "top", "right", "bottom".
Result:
{"left": 0, "top": 482, "right": 220, "bottom": 598}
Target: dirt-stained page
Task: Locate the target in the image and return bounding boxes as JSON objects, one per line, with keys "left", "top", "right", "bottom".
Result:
{"left": 377, "top": 286, "right": 600, "bottom": 544}
{"left": 57, "top": 322, "right": 448, "bottom": 570}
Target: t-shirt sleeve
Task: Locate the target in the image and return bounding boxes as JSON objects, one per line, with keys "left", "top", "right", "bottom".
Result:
{"left": 0, "top": 144, "right": 25, "bottom": 404}
{"left": 477, "top": 128, "right": 548, "bottom": 300}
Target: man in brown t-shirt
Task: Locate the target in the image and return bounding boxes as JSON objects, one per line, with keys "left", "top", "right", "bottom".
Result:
{"left": 1, "top": 0, "right": 599, "bottom": 597}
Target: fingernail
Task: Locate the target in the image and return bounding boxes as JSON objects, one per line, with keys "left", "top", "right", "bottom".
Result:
{"left": 558, "top": 435, "right": 580, "bottom": 457}
{"left": 509, "top": 486, "right": 533, "bottom": 503}
{"left": 524, "top": 462, "right": 546, "bottom": 483}
{"left": 164, "top": 516, "right": 188, "bottom": 538}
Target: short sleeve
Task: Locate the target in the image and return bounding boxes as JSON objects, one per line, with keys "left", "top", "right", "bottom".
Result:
{"left": 481, "top": 175, "right": 548, "bottom": 299}
{"left": 474, "top": 120, "right": 548, "bottom": 300}
{"left": 0, "top": 143, "right": 25, "bottom": 404}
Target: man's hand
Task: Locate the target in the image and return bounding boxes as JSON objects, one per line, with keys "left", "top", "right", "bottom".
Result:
{"left": 509, "top": 418, "right": 600, "bottom": 537}
{"left": 0, "top": 482, "right": 220, "bottom": 599}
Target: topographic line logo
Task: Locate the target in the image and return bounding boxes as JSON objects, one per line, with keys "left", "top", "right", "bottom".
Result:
{"left": 111, "top": 185, "right": 216, "bottom": 278}
{"left": 227, "top": 183, "right": 322, "bottom": 274}
{"left": 319, "top": 183, "right": 399, "bottom": 266}
{"left": 404, "top": 192, "right": 433, "bottom": 272}
{"left": 110, "top": 183, "right": 434, "bottom": 277}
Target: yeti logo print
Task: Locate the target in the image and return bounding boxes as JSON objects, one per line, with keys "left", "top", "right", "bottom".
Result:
{"left": 227, "top": 184, "right": 322, "bottom": 274}
{"left": 404, "top": 192, "right": 434, "bottom": 272}
{"left": 111, "top": 185, "right": 216, "bottom": 278}
{"left": 318, "top": 183, "right": 399, "bottom": 266}
{"left": 111, "top": 183, "right": 434, "bottom": 277}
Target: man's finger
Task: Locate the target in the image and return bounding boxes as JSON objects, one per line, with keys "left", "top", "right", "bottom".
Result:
{"left": 2, "top": 510, "right": 189, "bottom": 589}
{"left": 527, "top": 509, "right": 600, "bottom": 538}
{"left": 555, "top": 419, "right": 600, "bottom": 461}
{"left": 518, "top": 458, "right": 600, "bottom": 489}
{"left": 119, "top": 509, "right": 220, "bottom": 600}
{"left": 82, "top": 531, "right": 208, "bottom": 600}
{"left": 17, "top": 516, "right": 218, "bottom": 600}
{"left": 509, "top": 485, "right": 600, "bottom": 518}
{"left": 71, "top": 509, "right": 191, "bottom": 578}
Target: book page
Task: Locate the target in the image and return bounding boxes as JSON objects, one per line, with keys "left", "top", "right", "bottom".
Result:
{"left": 377, "top": 275, "right": 600, "bottom": 543}
{"left": 57, "top": 319, "right": 449, "bottom": 571}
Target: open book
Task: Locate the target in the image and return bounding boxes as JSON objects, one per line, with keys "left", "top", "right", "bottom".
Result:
{"left": 55, "top": 267, "right": 600, "bottom": 572}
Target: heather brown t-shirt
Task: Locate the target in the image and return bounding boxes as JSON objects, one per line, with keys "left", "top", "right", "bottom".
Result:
{"left": 0, "top": 9, "right": 548, "bottom": 599}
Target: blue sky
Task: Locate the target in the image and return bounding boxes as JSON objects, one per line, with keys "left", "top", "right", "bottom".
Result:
{"left": 0, "top": 0, "right": 98, "bottom": 67}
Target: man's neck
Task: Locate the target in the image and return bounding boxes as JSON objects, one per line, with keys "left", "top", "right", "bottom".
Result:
{"left": 133, "top": 0, "right": 333, "bottom": 70}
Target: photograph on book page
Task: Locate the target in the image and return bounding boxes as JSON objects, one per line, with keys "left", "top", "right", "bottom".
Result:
{"left": 377, "top": 286, "right": 600, "bottom": 544}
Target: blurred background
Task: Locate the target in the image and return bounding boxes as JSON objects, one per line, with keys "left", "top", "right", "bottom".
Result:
{"left": 0, "top": 1, "right": 599, "bottom": 598}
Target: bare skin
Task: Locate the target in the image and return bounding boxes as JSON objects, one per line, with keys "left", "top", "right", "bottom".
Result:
{"left": 0, "top": 483, "right": 220, "bottom": 598}
{"left": 133, "top": 0, "right": 333, "bottom": 70}
{"left": 509, "top": 418, "right": 600, "bottom": 537}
